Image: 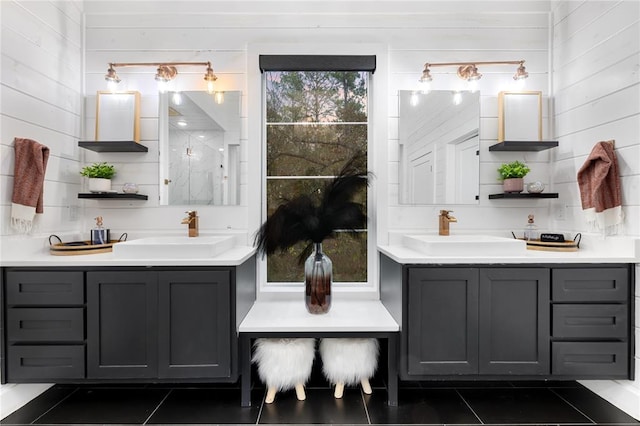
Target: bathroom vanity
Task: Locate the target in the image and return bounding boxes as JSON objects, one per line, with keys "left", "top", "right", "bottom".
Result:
{"left": 379, "top": 236, "right": 636, "bottom": 382}
{"left": 0, "top": 243, "right": 256, "bottom": 385}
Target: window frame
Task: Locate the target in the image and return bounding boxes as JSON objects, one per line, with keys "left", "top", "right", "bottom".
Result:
{"left": 248, "top": 45, "right": 387, "bottom": 301}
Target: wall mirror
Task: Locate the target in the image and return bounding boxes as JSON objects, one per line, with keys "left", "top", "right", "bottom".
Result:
{"left": 398, "top": 90, "right": 480, "bottom": 205}
{"left": 159, "top": 91, "right": 241, "bottom": 206}
{"left": 96, "top": 91, "right": 141, "bottom": 141}
{"left": 498, "top": 90, "right": 542, "bottom": 141}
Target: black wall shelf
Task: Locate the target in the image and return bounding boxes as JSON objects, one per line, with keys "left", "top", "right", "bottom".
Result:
{"left": 489, "top": 141, "right": 558, "bottom": 152}
{"left": 489, "top": 192, "right": 559, "bottom": 199}
{"left": 78, "top": 141, "right": 148, "bottom": 152}
{"left": 78, "top": 193, "right": 148, "bottom": 200}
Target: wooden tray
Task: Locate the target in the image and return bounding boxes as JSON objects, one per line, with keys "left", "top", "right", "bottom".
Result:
{"left": 49, "top": 234, "right": 126, "bottom": 256}
{"left": 513, "top": 233, "right": 581, "bottom": 252}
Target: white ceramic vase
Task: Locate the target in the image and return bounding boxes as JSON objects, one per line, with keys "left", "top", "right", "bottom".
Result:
{"left": 88, "top": 178, "right": 111, "bottom": 192}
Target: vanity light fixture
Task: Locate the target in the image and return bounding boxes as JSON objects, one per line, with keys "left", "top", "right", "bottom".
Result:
{"left": 105, "top": 61, "right": 218, "bottom": 93}
{"left": 419, "top": 60, "right": 528, "bottom": 91}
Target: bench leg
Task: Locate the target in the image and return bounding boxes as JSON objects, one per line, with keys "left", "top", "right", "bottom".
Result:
{"left": 387, "top": 333, "right": 398, "bottom": 406}
{"left": 240, "top": 334, "right": 252, "bottom": 407}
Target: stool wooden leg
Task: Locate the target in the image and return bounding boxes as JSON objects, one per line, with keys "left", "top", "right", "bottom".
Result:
{"left": 295, "top": 383, "right": 306, "bottom": 400}
{"left": 265, "top": 387, "right": 277, "bottom": 404}
{"left": 361, "top": 378, "right": 372, "bottom": 394}
{"left": 334, "top": 382, "right": 345, "bottom": 399}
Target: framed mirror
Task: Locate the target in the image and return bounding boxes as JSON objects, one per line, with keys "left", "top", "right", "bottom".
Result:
{"left": 95, "top": 91, "right": 141, "bottom": 141}
{"left": 159, "top": 91, "right": 241, "bottom": 206}
{"left": 398, "top": 90, "right": 480, "bottom": 205}
{"left": 498, "top": 90, "right": 542, "bottom": 142}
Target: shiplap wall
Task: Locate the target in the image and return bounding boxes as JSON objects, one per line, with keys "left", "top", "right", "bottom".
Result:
{"left": 551, "top": 0, "right": 640, "bottom": 418}
{"left": 81, "top": 1, "right": 553, "bottom": 243}
{"left": 0, "top": 0, "right": 83, "bottom": 237}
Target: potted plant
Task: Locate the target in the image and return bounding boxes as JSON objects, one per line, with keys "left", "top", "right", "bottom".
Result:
{"left": 497, "top": 160, "right": 530, "bottom": 193}
{"left": 80, "top": 162, "right": 116, "bottom": 192}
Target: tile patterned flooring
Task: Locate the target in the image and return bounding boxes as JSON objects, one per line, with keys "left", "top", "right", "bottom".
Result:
{"left": 2, "top": 380, "right": 639, "bottom": 425}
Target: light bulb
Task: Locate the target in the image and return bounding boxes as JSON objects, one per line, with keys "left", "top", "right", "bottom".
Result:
{"left": 419, "top": 79, "right": 431, "bottom": 94}
{"left": 214, "top": 91, "right": 224, "bottom": 104}
{"left": 107, "top": 80, "right": 119, "bottom": 92}
{"left": 467, "top": 79, "right": 479, "bottom": 93}
{"left": 157, "top": 80, "right": 168, "bottom": 93}
{"left": 172, "top": 92, "right": 182, "bottom": 105}
{"left": 207, "top": 80, "right": 215, "bottom": 95}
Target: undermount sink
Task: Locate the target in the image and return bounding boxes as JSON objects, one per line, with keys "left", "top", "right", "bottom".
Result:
{"left": 112, "top": 235, "right": 235, "bottom": 259}
{"left": 402, "top": 234, "right": 527, "bottom": 256}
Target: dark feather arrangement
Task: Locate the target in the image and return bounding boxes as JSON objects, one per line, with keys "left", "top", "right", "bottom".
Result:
{"left": 255, "top": 151, "right": 370, "bottom": 263}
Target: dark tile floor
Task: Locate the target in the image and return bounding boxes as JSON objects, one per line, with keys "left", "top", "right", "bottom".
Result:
{"left": 2, "top": 380, "right": 639, "bottom": 425}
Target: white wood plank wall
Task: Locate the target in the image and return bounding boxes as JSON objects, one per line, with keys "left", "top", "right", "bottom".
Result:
{"left": 81, "top": 1, "right": 553, "bottom": 239}
{"left": 551, "top": 0, "right": 640, "bottom": 236}
{"left": 551, "top": 1, "right": 640, "bottom": 419}
{"left": 0, "top": 0, "right": 83, "bottom": 237}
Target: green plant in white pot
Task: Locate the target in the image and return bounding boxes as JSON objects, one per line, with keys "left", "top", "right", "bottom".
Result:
{"left": 80, "top": 162, "right": 116, "bottom": 192}
{"left": 497, "top": 160, "right": 530, "bottom": 193}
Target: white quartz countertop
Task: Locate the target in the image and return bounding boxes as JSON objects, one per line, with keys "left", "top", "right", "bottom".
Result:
{"left": 0, "top": 243, "right": 256, "bottom": 267}
{"left": 239, "top": 300, "right": 399, "bottom": 333}
{"left": 379, "top": 233, "right": 639, "bottom": 264}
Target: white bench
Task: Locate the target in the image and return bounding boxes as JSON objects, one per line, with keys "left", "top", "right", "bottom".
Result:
{"left": 238, "top": 299, "right": 400, "bottom": 406}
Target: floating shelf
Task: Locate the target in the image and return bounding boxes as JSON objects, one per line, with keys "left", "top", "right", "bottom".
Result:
{"left": 489, "top": 192, "right": 559, "bottom": 199}
{"left": 489, "top": 141, "right": 558, "bottom": 152}
{"left": 78, "top": 193, "right": 148, "bottom": 200}
{"left": 78, "top": 141, "right": 148, "bottom": 152}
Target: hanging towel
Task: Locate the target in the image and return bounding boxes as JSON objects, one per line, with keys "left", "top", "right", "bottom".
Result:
{"left": 577, "top": 140, "right": 623, "bottom": 235}
{"left": 10, "top": 138, "right": 50, "bottom": 233}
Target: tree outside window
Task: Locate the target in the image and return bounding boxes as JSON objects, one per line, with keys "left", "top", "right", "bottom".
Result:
{"left": 265, "top": 71, "right": 369, "bottom": 283}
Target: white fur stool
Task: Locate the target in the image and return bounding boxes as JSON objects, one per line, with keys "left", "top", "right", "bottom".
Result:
{"left": 319, "top": 338, "right": 379, "bottom": 398}
{"left": 251, "top": 338, "right": 316, "bottom": 403}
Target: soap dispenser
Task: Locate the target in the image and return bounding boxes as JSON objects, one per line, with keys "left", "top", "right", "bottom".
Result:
{"left": 523, "top": 214, "right": 538, "bottom": 241}
{"left": 91, "top": 216, "right": 110, "bottom": 245}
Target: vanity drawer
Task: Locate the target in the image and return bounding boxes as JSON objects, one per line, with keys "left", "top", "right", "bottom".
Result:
{"left": 7, "top": 345, "right": 85, "bottom": 380}
{"left": 552, "top": 268, "right": 628, "bottom": 302}
{"left": 552, "top": 342, "right": 628, "bottom": 376}
{"left": 7, "top": 308, "right": 85, "bottom": 342}
{"left": 552, "top": 304, "right": 628, "bottom": 339}
{"left": 6, "top": 271, "right": 84, "bottom": 306}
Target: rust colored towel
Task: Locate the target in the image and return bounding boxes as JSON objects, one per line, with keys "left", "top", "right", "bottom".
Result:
{"left": 577, "top": 140, "right": 623, "bottom": 234}
{"left": 11, "top": 138, "right": 50, "bottom": 233}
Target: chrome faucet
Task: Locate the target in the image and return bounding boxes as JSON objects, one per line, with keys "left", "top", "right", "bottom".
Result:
{"left": 181, "top": 210, "right": 199, "bottom": 237}
{"left": 439, "top": 210, "right": 457, "bottom": 236}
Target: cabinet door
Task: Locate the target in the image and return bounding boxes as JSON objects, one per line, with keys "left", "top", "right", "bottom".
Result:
{"left": 158, "top": 270, "right": 231, "bottom": 378}
{"left": 479, "top": 268, "right": 550, "bottom": 375}
{"left": 87, "top": 271, "right": 158, "bottom": 379}
{"left": 406, "top": 268, "right": 479, "bottom": 375}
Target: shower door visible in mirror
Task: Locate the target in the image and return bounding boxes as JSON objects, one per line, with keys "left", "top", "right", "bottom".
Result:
{"left": 398, "top": 90, "right": 480, "bottom": 205}
{"left": 159, "top": 91, "right": 241, "bottom": 206}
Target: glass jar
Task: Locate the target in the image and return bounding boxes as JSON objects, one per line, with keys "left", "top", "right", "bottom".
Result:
{"left": 304, "top": 242, "right": 332, "bottom": 314}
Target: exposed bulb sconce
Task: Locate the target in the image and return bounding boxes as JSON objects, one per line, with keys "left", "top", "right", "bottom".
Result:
{"left": 214, "top": 91, "right": 225, "bottom": 104}
{"left": 105, "top": 61, "right": 217, "bottom": 93}
{"left": 419, "top": 60, "right": 528, "bottom": 90}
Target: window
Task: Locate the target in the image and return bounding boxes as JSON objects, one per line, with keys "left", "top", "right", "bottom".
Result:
{"left": 264, "top": 70, "right": 369, "bottom": 284}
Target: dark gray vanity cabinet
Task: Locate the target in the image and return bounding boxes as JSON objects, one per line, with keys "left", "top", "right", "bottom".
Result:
{"left": 405, "top": 267, "right": 549, "bottom": 377}
{"left": 87, "top": 271, "right": 158, "bottom": 379}
{"left": 551, "top": 267, "right": 630, "bottom": 377}
{"left": 87, "top": 270, "right": 232, "bottom": 380}
{"left": 157, "top": 270, "right": 232, "bottom": 379}
{"left": 4, "top": 271, "right": 86, "bottom": 381}
{"left": 2, "top": 260, "right": 255, "bottom": 384}
{"left": 389, "top": 260, "right": 633, "bottom": 381}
